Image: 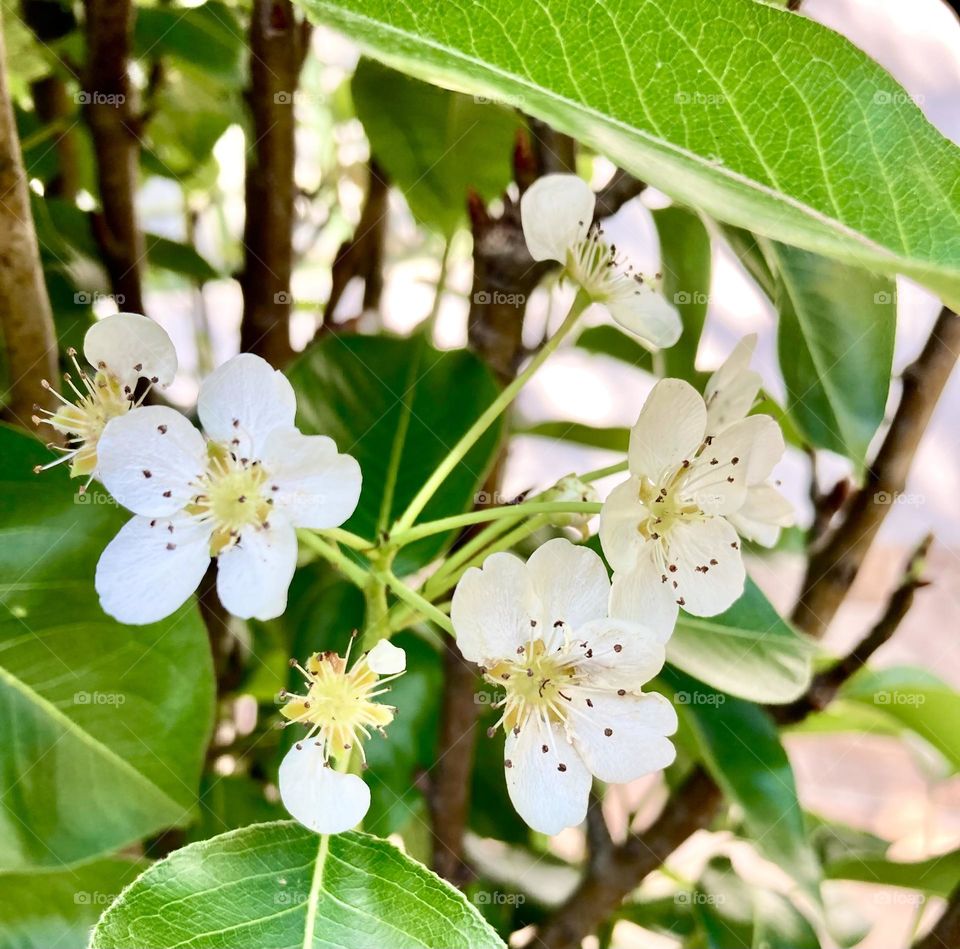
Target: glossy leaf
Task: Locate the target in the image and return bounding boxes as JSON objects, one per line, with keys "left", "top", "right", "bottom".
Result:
{"left": 298, "top": 0, "right": 960, "bottom": 302}
{"left": 576, "top": 324, "right": 654, "bottom": 373}
{"left": 90, "top": 823, "right": 506, "bottom": 948}
{"left": 520, "top": 420, "right": 629, "bottom": 453}
{"left": 826, "top": 847, "right": 960, "bottom": 898}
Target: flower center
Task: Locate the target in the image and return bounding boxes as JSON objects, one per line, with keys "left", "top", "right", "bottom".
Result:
{"left": 281, "top": 651, "right": 396, "bottom": 762}
{"left": 635, "top": 473, "right": 702, "bottom": 540}
{"left": 567, "top": 224, "right": 645, "bottom": 304}
{"left": 486, "top": 639, "right": 578, "bottom": 732}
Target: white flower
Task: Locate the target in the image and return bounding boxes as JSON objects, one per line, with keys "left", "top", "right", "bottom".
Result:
{"left": 600, "top": 371, "right": 788, "bottom": 631}
{"left": 279, "top": 638, "right": 406, "bottom": 834}
{"left": 94, "top": 353, "right": 361, "bottom": 625}
{"left": 32, "top": 313, "right": 177, "bottom": 484}
{"left": 451, "top": 537, "right": 676, "bottom": 836}
{"left": 520, "top": 174, "right": 681, "bottom": 350}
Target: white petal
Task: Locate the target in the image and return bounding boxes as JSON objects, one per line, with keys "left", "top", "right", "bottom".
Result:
{"left": 366, "top": 639, "right": 406, "bottom": 675}
{"left": 198, "top": 353, "right": 297, "bottom": 458}
{"left": 571, "top": 691, "right": 677, "bottom": 784}
{"left": 628, "top": 379, "right": 706, "bottom": 482}
{"left": 607, "top": 284, "right": 682, "bottom": 350}
{"left": 215, "top": 519, "right": 297, "bottom": 620}
{"left": 599, "top": 477, "right": 646, "bottom": 573}
{"left": 704, "top": 334, "right": 762, "bottom": 434}
{"left": 608, "top": 545, "right": 680, "bottom": 641}
{"left": 505, "top": 719, "right": 590, "bottom": 835}
{"left": 526, "top": 538, "right": 609, "bottom": 635}
{"left": 728, "top": 483, "right": 794, "bottom": 547}
{"left": 258, "top": 427, "right": 361, "bottom": 529}
{"left": 573, "top": 616, "right": 667, "bottom": 688}
{"left": 95, "top": 514, "right": 211, "bottom": 625}
{"left": 84, "top": 313, "right": 178, "bottom": 391}
{"left": 665, "top": 517, "right": 745, "bottom": 616}
{"left": 520, "top": 174, "right": 595, "bottom": 262}
{"left": 737, "top": 414, "right": 786, "bottom": 484}
{"left": 97, "top": 406, "right": 207, "bottom": 516}
{"left": 279, "top": 742, "right": 370, "bottom": 834}
{"left": 451, "top": 552, "right": 536, "bottom": 663}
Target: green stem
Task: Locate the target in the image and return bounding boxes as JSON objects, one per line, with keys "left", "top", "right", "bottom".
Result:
{"left": 382, "top": 571, "right": 455, "bottom": 635}
{"left": 425, "top": 515, "right": 518, "bottom": 592}
{"left": 392, "top": 290, "right": 591, "bottom": 534}
{"left": 422, "top": 237, "right": 451, "bottom": 334}
{"left": 362, "top": 576, "right": 389, "bottom": 649}
{"left": 320, "top": 527, "right": 372, "bottom": 551}
{"left": 298, "top": 530, "right": 368, "bottom": 587}
{"left": 580, "top": 459, "right": 629, "bottom": 483}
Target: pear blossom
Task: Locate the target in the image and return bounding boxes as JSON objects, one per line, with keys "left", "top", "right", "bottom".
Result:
{"left": 279, "top": 638, "right": 406, "bottom": 834}
{"left": 32, "top": 313, "right": 177, "bottom": 485}
{"left": 600, "top": 368, "right": 788, "bottom": 631}
{"left": 451, "top": 538, "right": 676, "bottom": 835}
{"left": 94, "top": 353, "right": 361, "bottom": 625}
{"left": 520, "top": 174, "right": 681, "bottom": 350}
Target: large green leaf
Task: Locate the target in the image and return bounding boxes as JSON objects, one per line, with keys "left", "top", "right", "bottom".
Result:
{"left": 91, "top": 823, "right": 506, "bottom": 948}
{"left": 520, "top": 420, "right": 629, "bottom": 453}
{"left": 663, "top": 668, "right": 821, "bottom": 894}
{"left": 0, "top": 856, "right": 144, "bottom": 949}
{"left": 826, "top": 847, "right": 960, "bottom": 898}
{"left": 668, "top": 577, "right": 814, "bottom": 703}
{"left": 351, "top": 59, "right": 521, "bottom": 236}
{"left": 0, "top": 426, "right": 215, "bottom": 871}
{"left": 297, "top": 0, "right": 960, "bottom": 302}
{"left": 287, "top": 334, "right": 503, "bottom": 573}
{"left": 769, "top": 241, "right": 895, "bottom": 467}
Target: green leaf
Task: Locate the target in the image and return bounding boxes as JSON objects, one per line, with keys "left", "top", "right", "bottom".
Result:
{"left": 296, "top": 0, "right": 960, "bottom": 302}
{"left": 668, "top": 577, "right": 814, "bottom": 703}
{"left": 90, "top": 823, "right": 506, "bottom": 948}
{"left": 575, "top": 324, "right": 654, "bottom": 373}
{"left": 351, "top": 58, "right": 521, "bottom": 236}
{"left": 662, "top": 668, "right": 821, "bottom": 894}
{"left": 146, "top": 235, "right": 221, "bottom": 282}
{"left": 0, "top": 856, "right": 144, "bottom": 949}
{"left": 0, "top": 426, "right": 215, "bottom": 871}
{"left": 520, "top": 420, "right": 629, "bottom": 453}
{"left": 768, "top": 240, "right": 896, "bottom": 467}
{"left": 653, "top": 206, "right": 711, "bottom": 380}
{"left": 825, "top": 847, "right": 960, "bottom": 898}
{"left": 287, "top": 334, "right": 503, "bottom": 573}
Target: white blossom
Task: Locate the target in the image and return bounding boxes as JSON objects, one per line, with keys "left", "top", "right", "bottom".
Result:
{"left": 32, "top": 313, "right": 177, "bottom": 485}
{"left": 94, "top": 353, "right": 361, "bottom": 624}
{"left": 520, "top": 174, "right": 681, "bottom": 350}
{"left": 451, "top": 538, "right": 676, "bottom": 835}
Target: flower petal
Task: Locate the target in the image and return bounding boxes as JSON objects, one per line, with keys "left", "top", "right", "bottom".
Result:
{"left": 607, "top": 284, "right": 682, "bottom": 350}
{"left": 451, "top": 552, "right": 536, "bottom": 663}
{"left": 259, "top": 427, "right": 361, "bottom": 529}
{"left": 573, "top": 616, "right": 667, "bottom": 689}
{"left": 570, "top": 691, "right": 677, "bottom": 784}
{"left": 519, "top": 174, "right": 594, "bottom": 262}
{"left": 728, "top": 483, "right": 794, "bottom": 547}
{"left": 665, "top": 516, "right": 745, "bottom": 616}
{"left": 629, "top": 379, "right": 706, "bottom": 482}
{"left": 95, "top": 513, "right": 211, "bottom": 625}
{"left": 599, "top": 476, "right": 646, "bottom": 573}
{"left": 216, "top": 519, "right": 298, "bottom": 620}
{"left": 198, "top": 353, "right": 297, "bottom": 458}
{"left": 97, "top": 405, "right": 207, "bottom": 516}
{"left": 505, "top": 718, "right": 590, "bottom": 835}
{"left": 84, "top": 313, "right": 178, "bottom": 391}
{"left": 608, "top": 545, "right": 680, "bottom": 641}
{"left": 704, "top": 334, "right": 762, "bottom": 434}
{"left": 279, "top": 742, "right": 370, "bottom": 834}
{"left": 526, "top": 538, "right": 609, "bottom": 635}
{"left": 366, "top": 639, "right": 406, "bottom": 675}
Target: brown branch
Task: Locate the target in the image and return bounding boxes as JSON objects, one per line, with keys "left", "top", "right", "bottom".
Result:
{"left": 82, "top": 0, "right": 145, "bottom": 314}
{"left": 916, "top": 882, "right": 960, "bottom": 949}
{"left": 793, "top": 307, "right": 960, "bottom": 638}
{"left": 238, "top": 0, "right": 308, "bottom": 366}
{"left": 593, "top": 168, "right": 647, "bottom": 221}
{"left": 0, "top": 11, "right": 58, "bottom": 426}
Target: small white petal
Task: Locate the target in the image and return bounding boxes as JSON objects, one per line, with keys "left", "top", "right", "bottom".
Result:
{"left": 84, "top": 313, "right": 178, "bottom": 390}
{"left": 736, "top": 414, "right": 786, "bottom": 484}
{"left": 505, "top": 719, "right": 590, "bottom": 835}
{"left": 573, "top": 617, "right": 667, "bottom": 689}
{"left": 198, "top": 353, "right": 297, "bottom": 458}
{"left": 608, "top": 546, "right": 680, "bottom": 640}
{"left": 279, "top": 743, "right": 370, "bottom": 834}
{"left": 571, "top": 691, "right": 677, "bottom": 784}
{"left": 728, "top": 483, "right": 794, "bottom": 547}
{"left": 629, "top": 379, "right": 706, "bottom": 482}
{"left": 704, "top": 334, "right": 762, "bottom": 434}
{"left": 258, "top": 427, "right": 361, "bottom": 529}
{"left": 607, "top": 284, "right": 682, "bottom": 350}
{"left": 451, "top": 552, "right": 536, "bottom": 663}
{"left": 366, "top": 639, "right": 406, "bottom": 675}
{"left": 519, "top": 174, "right": 595, "bottom": 263}
{"left": 599, "top": 476, "right": 647, "bottom": 573}
{"left": 216, "top": 519, "right": 298, "bottom": 620}
{"left": 665, "top": 516, "right": 745, "bottom": 616}
{"left": 97, "top": 406, "right": 207, "bottom": 516}
{"left": 96, "top": 514, "right": 211, "bottom": 625}
{"left": 526, "top": 538, "right": 609, "bottom": 634}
